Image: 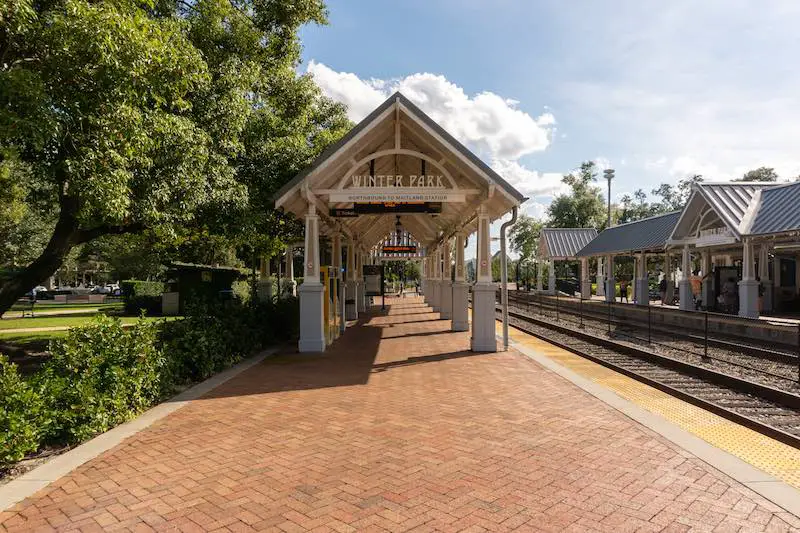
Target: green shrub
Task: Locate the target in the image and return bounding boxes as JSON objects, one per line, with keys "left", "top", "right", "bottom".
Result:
{"left": 38, "top": 315, "right": 164, "bottom": 443}
{"left": 1, "top": 296, "right": 300, "bottom": 469}
{"left": 0, "top": 355, "right": 47, "bottom": 467}
{"left": 121, "top": 280, "right": 164, "bottom": 315}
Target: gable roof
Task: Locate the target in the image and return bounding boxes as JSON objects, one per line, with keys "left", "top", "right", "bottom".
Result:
{"left": 693, "top": 182, "right": 774, "bottom": 238}
{"left": 577, "top": 211, "right": 681, "bottom": 257}
{"left": 539, "top": 228, "right": 598, "bottom": 260}
{"left": 272, "top": 92, "right": 525, "bottom": 207}
{"left": 747, "top": 180, "right": 800, "bottom": 236}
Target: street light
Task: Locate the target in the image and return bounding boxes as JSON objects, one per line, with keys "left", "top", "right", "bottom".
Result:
{"left": 603, "top": 168, "right": 615, "bottom": 228}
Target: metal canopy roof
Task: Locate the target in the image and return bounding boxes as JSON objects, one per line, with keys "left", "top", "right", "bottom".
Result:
{"left": 747, "top": 181, "right": 800, "bottom": 236}
{"left": 539, "top": 228, "right": 598, "bottom": 260}
{"left": 272, "top": 92, "right": 525, "bottom": 251}
{"left": 577, "top": 211, "right": 681, "bottom": 257}
{"left": 669, "top": 181, "right": 800, "bottom": 244}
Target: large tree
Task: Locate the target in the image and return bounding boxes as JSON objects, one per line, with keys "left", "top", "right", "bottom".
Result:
{"left": 0, "top": 0, "right": 348, "bottom": 312}
{"left": 736, "top": 167, "right": 779, "bottom": 182}
{"left": 508, "top": 214, "right": 543, "bottom": 261}
{"left": 547, "top": 161, "right": 607, "bottom": 229}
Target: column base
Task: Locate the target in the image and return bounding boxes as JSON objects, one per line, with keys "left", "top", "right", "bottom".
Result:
{"left": 345, "top": 280, "right": 358, "bottom": 320}
{"left": 439, "top": 281, "right": 453, "bottom": 319}
{"left": 605, "top": 279, "right": 615, "bottom": 303}
{"left": 679, "top": 280, "right": 693, "bottom": 311}
{"left": 701, "top": 280, "right": 713, "bottom": 310}
{"left": 298, "top": 283, "right": 325, "bottom": 353}
{"left": 596, "top": 275, "right": 605, "bottom": 297}
{"left": 635, "top": 279, "right": 649, "bottom": 306}
{"left": 664, "top": 280, "right": 675, "bottom": 305}
{"left": 471, "top": 283, "right": 497, "bottom": 352}
{"left": 739, "top": 279, "right": 760, "bottom": 318}
{"left": 580, "top": 279, "right": 591, "bottom": 300}
{"left": 430, "top": 280, "right": 440, "bottom": 312}
{"left": 356, "top": 281, "right": 366, "bottom": 313}
{"left": 451, "top": 282, "right": 469, "bottom": 331}
{"left": 762, "top": 280, "right": 773, "bottom": 313}
{"left": 548, "top": 276, "right": 557, "bottom": 295}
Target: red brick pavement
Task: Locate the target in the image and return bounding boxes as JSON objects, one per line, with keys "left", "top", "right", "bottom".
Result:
{"left": 2, "top": 296, "right": 799, "bottom": 532}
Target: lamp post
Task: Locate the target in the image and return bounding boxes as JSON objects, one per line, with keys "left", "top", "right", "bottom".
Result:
{"left": 604, "top": 168, "right": 615, "bottom": 228}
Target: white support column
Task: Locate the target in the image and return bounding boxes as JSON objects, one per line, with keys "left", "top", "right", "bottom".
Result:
{"left": 580, "top": 257, "right": 591, "bottom": 299}
{"left": 471, "top": 206, "right": 497, "bottom": 352}
{"left": 635, "top": 251, "right": 649, "bottom": 306}
{"left": 604, "top": 255, "right": 615, "bottom": 303}
{"left": 759, "top": 243, "right": 773, "bottom": 313}
{"left": 452, "top": 232, "right": 469, "bottom": 331}
{"left": 421, "top": 256, "right": 428, "bottom": 298}
{"left": 536, "top": 257, "right": 543, "bottom": 293}
{"left": 345, "top": 237, "right": 358, "bottom": 320}
{"left": 700, "top": 251, "right": 713, "bottom": 310}
{"left": 596, "top": 256, "right": 605, "bottom": 297}
{"left": 440, "top": 238, "right": 453, "bottom": 320}
{"left": 298, "top": 204, "right": 325, "bottom": 353}
{"left": 332, "top": 235, "right": 345, "bottom": 334}
{"left": 663, "top": 252, "right": 674, "bottom": 305}
{"left": 739, "top": 239, "right": 759, "bottom": 318}
{"left": 679, "top": 245, "right": 693, "bottom": 311}
{"left": 285, "top": 245, "right": 296, "bottom": 297}
{"left": 430, "top": 248, "right": 441, "bottom": 313}
{"left": 548, "top": 258, "right": 556, "bottom": 295}
{"left": 356, "top": 250, "right": 366, "bottom": 313}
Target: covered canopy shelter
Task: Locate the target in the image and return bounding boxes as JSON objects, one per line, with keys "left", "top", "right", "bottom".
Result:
{"left": 273, "top": 92, "right": 525, "bottom": 353}
{"left": 576, "top": 211, "right": 682, "bottom": 306}
{"left": 668, "top": 181, "right": 800, "bottom": 317}
{"left": 536, "top": 228, "right": 597, "bottom": 296}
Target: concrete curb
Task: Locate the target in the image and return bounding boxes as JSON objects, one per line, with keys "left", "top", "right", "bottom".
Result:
{"left": 509, "top": 338, "right": 800, "bottom": 518}
{"left": 0, "top": 347, "right": 277, "bottom": 512}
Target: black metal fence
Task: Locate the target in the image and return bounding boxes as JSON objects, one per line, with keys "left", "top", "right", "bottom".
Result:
{"left": 499, "top": 288, "right": 800, "bottom": 386}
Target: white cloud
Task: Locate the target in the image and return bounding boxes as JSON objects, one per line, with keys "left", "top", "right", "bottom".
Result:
{"left": 489, "top": 159, "right": 566, "bottom": 198}
{"left": 307, "top": 60, "right": 556, "bottom": 172}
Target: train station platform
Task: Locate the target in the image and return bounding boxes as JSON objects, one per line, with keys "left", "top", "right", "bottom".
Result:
{"left": 2, "top": 296, "right": 800, "bottom": 532}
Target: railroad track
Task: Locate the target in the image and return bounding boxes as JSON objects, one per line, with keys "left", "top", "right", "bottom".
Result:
{"left": 506, "top": 291, "right": 797, "bottom": 364}
{"left": 496, "top": 305, "right": 800, "bottom": 449}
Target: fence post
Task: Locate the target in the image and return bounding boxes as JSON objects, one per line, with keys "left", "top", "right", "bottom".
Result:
{"left": 579, "top": 297, "right": 584, "bottom": 329}
{"left": 648, "top": 305, "right": 652, "bottom": 344}
{"left": 703, "top": 312, "right": 709, "bottom": 361}
{"left": 540, "top": 291, "right": 543, "bottom": 317}
{"left": 608, "top": 300, "right": 611, "bottom": 334}
{"left": 797, "top": 322, "right": 800, "bottom": 383}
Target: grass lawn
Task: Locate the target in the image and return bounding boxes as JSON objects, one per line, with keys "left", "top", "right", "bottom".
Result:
{"left": 5, "top": 302, "right": 123, "bottom": 314}
{"left": 0, "top": 315, "right": 177, "bottom": 331}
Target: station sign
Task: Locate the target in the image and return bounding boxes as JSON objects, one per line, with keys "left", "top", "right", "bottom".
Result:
{"left": 382, "top": 245, "right": 417, "bottom": 254}
{"left": 329, "top": 190, "right": 465, "bottom": 203}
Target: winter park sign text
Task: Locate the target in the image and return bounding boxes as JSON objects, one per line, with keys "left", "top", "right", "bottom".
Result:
{"left": 326, "top": 174, "right": 469, "bottom": 203}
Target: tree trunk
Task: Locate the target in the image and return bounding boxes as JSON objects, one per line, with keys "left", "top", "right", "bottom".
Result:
{"left": 0, "top": 205, "right": 80, "bottom": 315}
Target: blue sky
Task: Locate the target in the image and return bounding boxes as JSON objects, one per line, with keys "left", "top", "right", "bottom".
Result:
{"left": 298, "top": 1, "right": 800, "bottom": 254}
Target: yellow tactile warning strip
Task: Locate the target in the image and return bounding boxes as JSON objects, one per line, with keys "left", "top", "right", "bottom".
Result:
{"left": 496, "top": 320, "right": 800, "bottom": 490}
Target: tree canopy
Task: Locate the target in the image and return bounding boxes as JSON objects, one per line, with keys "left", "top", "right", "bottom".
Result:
{"left": 546, "top": 161, "right": 607, "bottom": 230}
{"left": 0, "top": 0, "right": 350, "bottom": 312}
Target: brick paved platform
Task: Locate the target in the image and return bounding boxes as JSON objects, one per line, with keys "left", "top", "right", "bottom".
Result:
{"left": 2, "top": 296, "right": 799, "bottom": 532}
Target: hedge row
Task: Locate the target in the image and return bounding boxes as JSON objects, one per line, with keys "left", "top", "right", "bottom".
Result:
{"left": 0, "top": 297, "right": 299, "bottom": 468}
{"left": 121, "top": 280, "right": 165, "bottom": 315}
